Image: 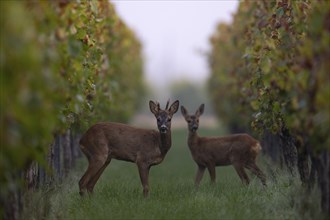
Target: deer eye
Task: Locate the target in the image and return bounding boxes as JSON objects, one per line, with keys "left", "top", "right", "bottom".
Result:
{"left": 168, "top": 118, "right": 171, "bottom": 122}
{"left": 157, "top": 118, "right": 161, "bottom": 122}
{"left": 187, "top": 120, "right": 192, "bottom": 123}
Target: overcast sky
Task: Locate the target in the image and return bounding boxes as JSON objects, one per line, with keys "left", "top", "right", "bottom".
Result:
{"left": 112, "top": 0, "right": 239, "bottom": 89}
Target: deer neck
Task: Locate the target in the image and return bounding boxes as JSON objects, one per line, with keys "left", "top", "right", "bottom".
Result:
{"left": 188, "top": 131, "right": 199, "bottom": 148}
{"left": 159, "top": 131, "right": 172, "bottom": 156}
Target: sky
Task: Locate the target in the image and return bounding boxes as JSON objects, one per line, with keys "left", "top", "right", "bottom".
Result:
{"left": 112, "top": 0, "right": 239, "bottom": 89}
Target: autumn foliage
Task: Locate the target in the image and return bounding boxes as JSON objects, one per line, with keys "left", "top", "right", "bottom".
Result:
{"left": 209, "top": 0, "right": 329, "bottom": 213}
{"left": 1, "top": 0, "right": 144, "bottom": 216}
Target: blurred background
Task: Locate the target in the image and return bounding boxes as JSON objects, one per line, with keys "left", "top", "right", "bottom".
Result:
{"left": 113, "top": 1, "right": 238, "bottom": 89}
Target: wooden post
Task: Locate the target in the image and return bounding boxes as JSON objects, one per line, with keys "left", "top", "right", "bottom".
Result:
{"left": 62, "top": 129, "right": 72, "bottom": 177}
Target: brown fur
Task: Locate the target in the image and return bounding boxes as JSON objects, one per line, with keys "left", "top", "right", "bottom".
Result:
{"left": 79, "top": 100, "right": 179, "bottom": 197}
{"left": 181, "top": 104, "right": 266, "bottom": 186}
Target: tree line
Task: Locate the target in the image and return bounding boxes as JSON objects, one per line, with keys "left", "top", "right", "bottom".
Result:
{"left": 208, "top": 0, "right": 329, "bottom": 214}
{"left": 0, "top": 1, "right": 144, "bottom": 219}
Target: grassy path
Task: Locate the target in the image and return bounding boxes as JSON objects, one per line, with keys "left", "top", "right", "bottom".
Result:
{"left": 25, "top": 128, "right": 323, "bottom": 220}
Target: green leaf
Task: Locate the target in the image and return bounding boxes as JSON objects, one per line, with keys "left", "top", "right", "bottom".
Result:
{"left": 250, "top": 100, "right": 259, "bottom": 111}
{"left": 260, "top": 57, "right": 271, "bottom": 74}
{"left": 90, "top": 0, "right": 98, "bottom": 15}
{"left": 76, "top": 29, "right": 86, "bottom": 40}
{"left": 273, "top": 101, "right": 280, "bottom": 112}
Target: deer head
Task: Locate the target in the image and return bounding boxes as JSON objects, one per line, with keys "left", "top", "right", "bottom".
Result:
{"left": 181, "top": 104, "right": 204, "bottom": 132}
{"left": 149, "top": 99, "right": 179, "bottom": 133}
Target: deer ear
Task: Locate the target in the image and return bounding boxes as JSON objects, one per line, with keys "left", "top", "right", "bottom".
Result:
{"left": 149, "top": 100, "right": 159, "bottom": 115}
{"left": 196, "top": 104, "right": 205, "bottom": 117}
{"left": 169, "top": 100, "right": 179, "bottom": 115}
{"left": 181, "top": 106, "right": 188, "bottom": 118}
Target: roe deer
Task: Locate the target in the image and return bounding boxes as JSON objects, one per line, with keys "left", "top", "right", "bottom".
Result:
{"left": 79, "top": 100, "right": 179, "bottom": 197}
{"left": 181, "top": 104, "right": 266, "bottom": 187}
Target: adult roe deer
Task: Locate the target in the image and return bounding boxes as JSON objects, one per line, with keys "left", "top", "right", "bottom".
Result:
{"left": 79, "top": 100, "right": 179, "bottom": 197}
{"left": 181, "top": 104, "right": 266, "bottom": 187}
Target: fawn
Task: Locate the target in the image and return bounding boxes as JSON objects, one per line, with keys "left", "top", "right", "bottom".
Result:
{"left": 181, "top": 104, "right": 266, "bottom": 186}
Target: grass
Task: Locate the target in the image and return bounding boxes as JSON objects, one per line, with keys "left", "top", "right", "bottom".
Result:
{"left": 23, "top": 128, "right": 325, "bottom": 220}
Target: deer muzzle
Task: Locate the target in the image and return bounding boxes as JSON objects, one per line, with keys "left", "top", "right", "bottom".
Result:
{"left": 160, "top": 125, "right": 168, "bottom": 133}
{"left": 191, "top": 125, "right": 198, "bottom": 132}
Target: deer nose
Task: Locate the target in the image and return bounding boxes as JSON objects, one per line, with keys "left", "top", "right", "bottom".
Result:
{"left": 192, "top": 125, "right": 198, "bottom": 132}
{"left": 160, "top": 125, "right": 167, "bottom": 133}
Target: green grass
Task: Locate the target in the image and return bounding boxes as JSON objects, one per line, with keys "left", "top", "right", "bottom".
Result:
{"left": 24, "top": 128, "right": 325, "bottom": 220}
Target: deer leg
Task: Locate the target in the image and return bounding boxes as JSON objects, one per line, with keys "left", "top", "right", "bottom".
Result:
{"left": 137, "top": 163, "right": 150, "bottom": 198}
{"left": 233, "top": 163, "right": 250, "bottom": 185}
{"left": 79, "top": 157, "right": 106, "bottom": 196}
{"left": 86, "top": 157, "right": 112, "bottom": 193}
{"left": 79, "top": 165, "right": 90, "bottom": 196}
{"left": 245, "top": 163, "right": 267, "bottom": 186}
{"left": 195, "top": 164, "right": 206, "bottom": 187}
{"left": 207, "top": 164, "right": 216, "bottom": 184}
